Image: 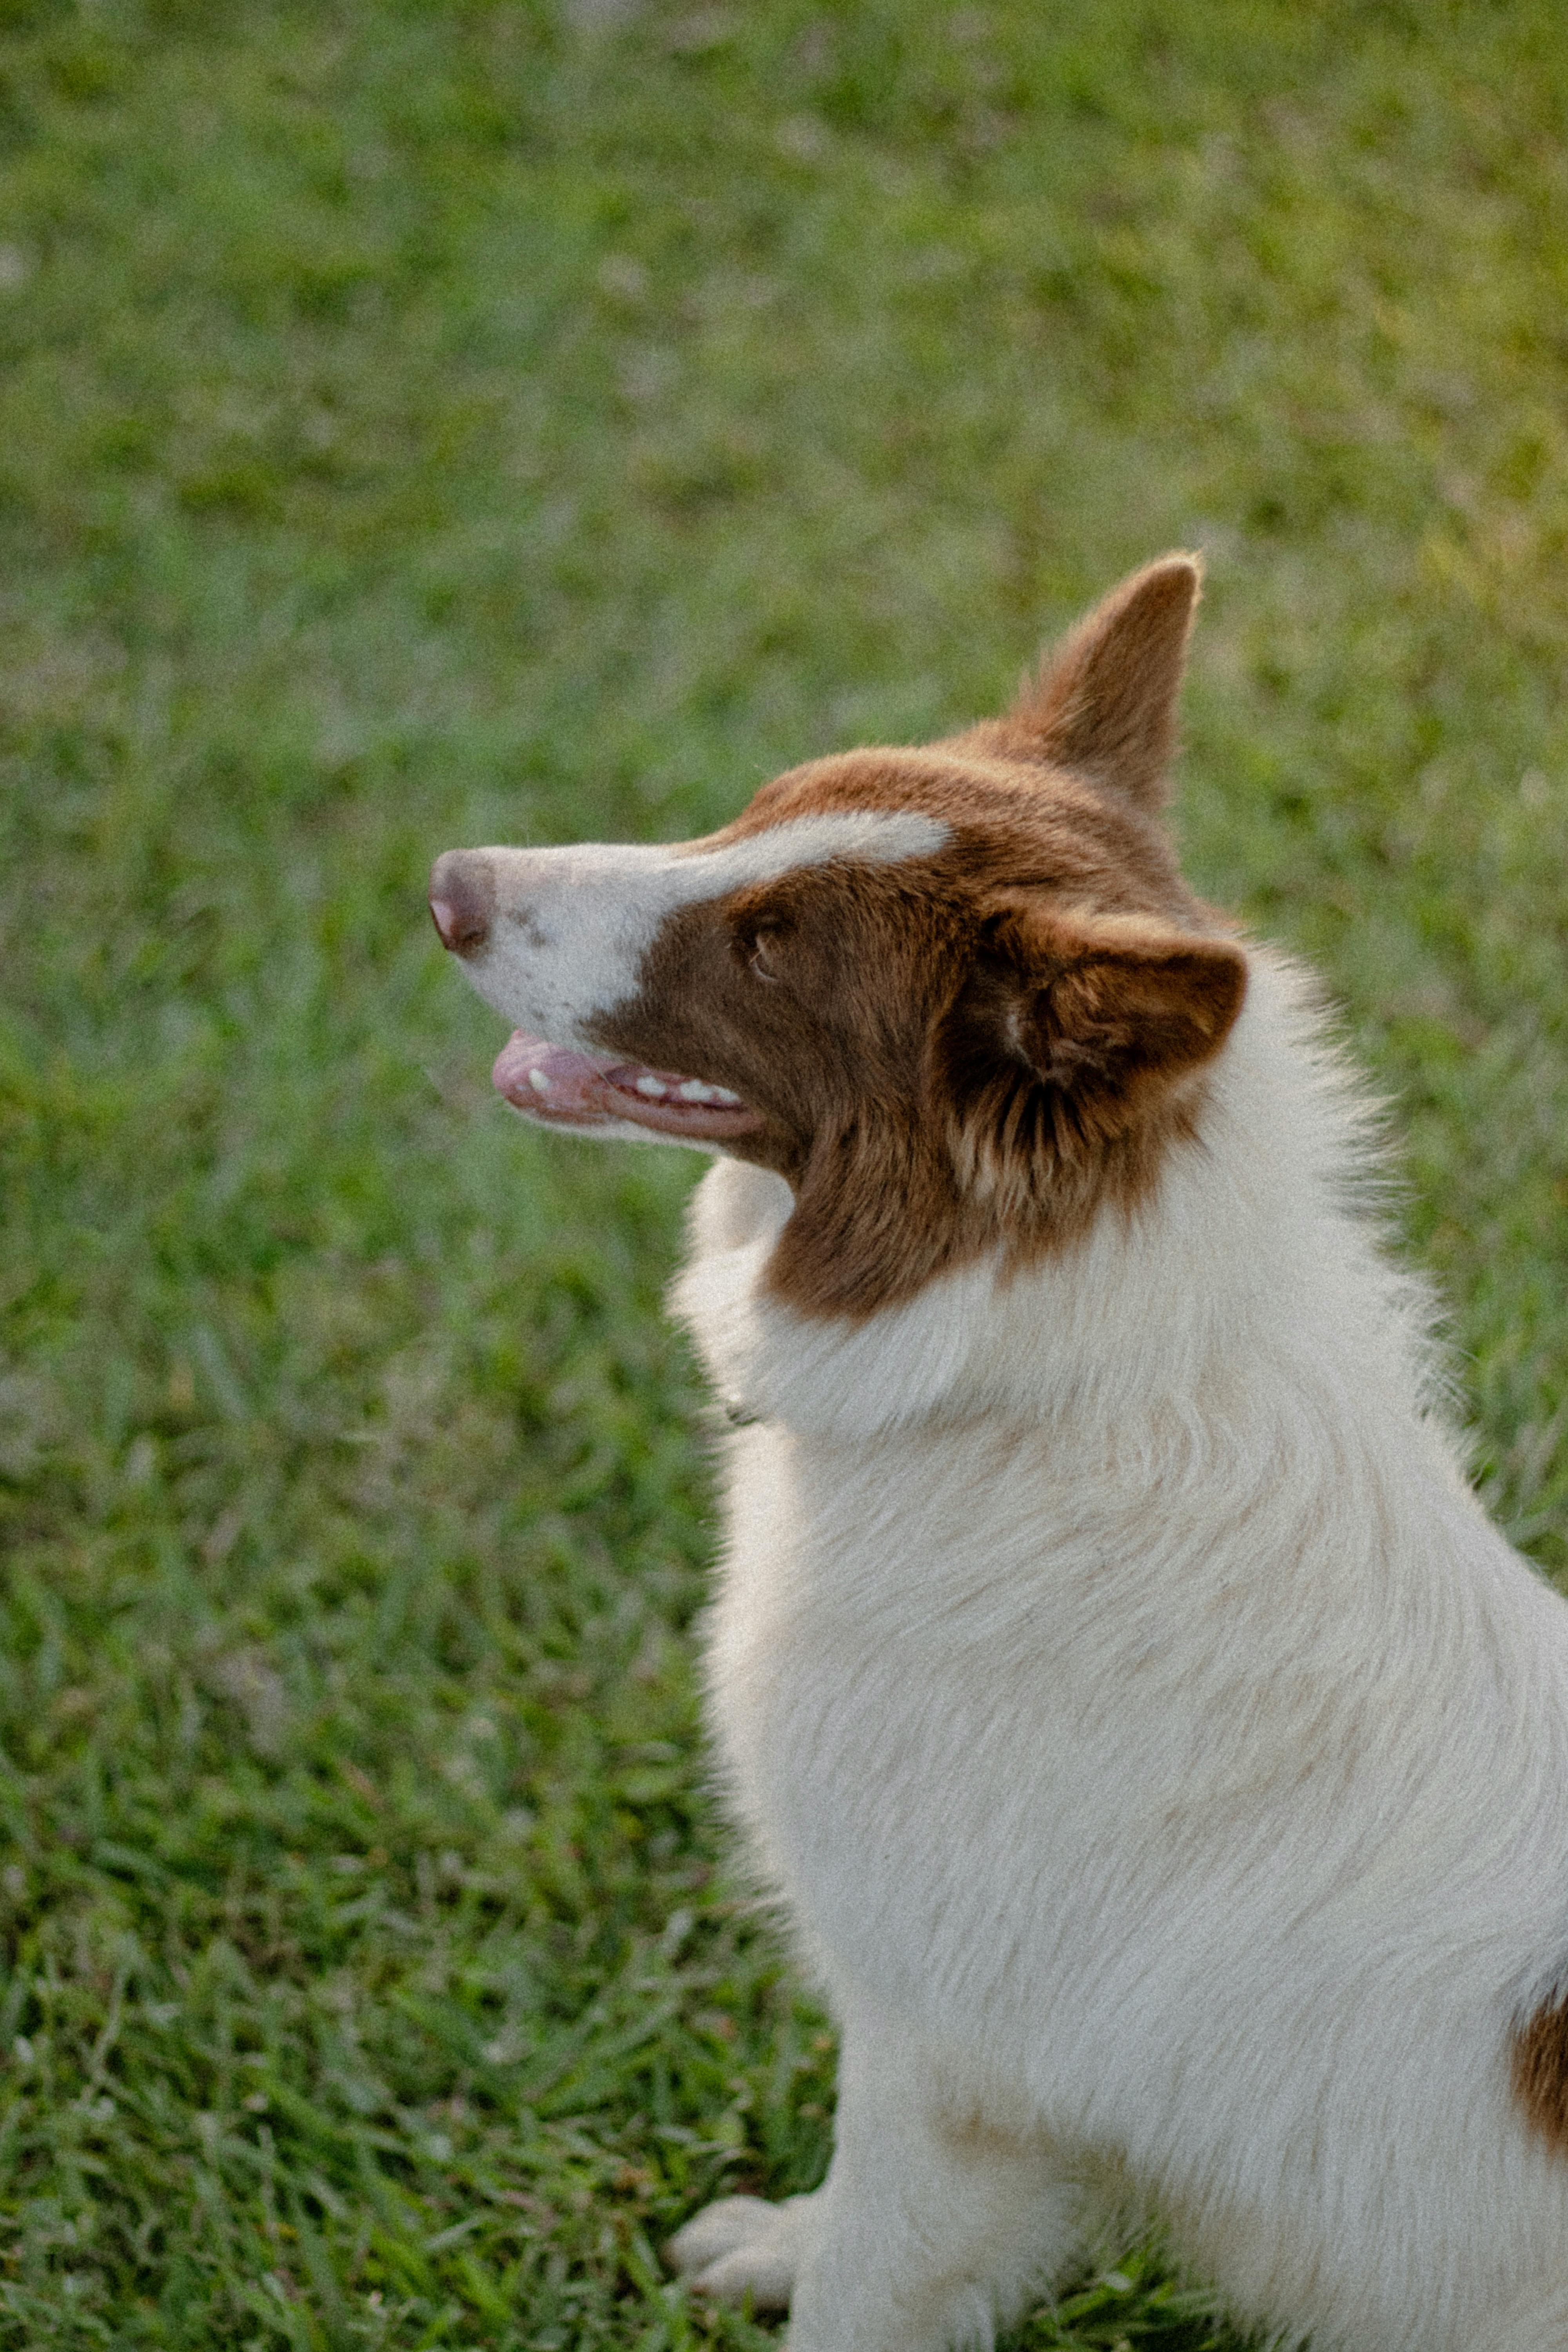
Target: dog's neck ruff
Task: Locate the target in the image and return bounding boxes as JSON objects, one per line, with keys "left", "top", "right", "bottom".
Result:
{"left": 672, "top": 954, "right": 1441, "bottom": 1448}
{"left": 673, "top": 1210, "right": 1002, "bottom": 1437}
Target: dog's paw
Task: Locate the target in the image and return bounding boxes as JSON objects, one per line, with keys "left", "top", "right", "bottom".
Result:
{"left": 666, "top": 2193, "right": 813, "bottom": 2310}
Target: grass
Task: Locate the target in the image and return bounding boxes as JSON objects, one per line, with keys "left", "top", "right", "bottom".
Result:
{"left": 0, "top": 0, "right": 1565, "bottom": 2344}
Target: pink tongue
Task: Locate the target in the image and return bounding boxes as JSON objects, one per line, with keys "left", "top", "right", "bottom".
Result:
{"left": 490, "top": 1028, "right": 762, "bottom": 1137}
{"left": 492, "top": 1030, "right": 618, "bottom": 1115}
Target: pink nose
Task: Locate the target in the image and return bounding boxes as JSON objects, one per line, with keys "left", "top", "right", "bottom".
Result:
{"left": 428, "top": 851, "right": 493, "bottom": 956}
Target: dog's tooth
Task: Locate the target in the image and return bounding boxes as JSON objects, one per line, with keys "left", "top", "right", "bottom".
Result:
{"left": 528, "top": 1067, "right": 553, "bottom": 1092}
{"left": 677, "top": 1078, "right": 713, "bottom": 1102}
{"left": 710, "top": 1086, "right": 742, "bottom": 1105}
{"left": 635, "top": 1074, "right": 668, "bottom": 1098}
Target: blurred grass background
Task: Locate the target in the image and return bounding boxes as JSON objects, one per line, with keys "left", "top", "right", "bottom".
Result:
{"left": 1, "top": 1, "right": 1566, "bottom": 2345}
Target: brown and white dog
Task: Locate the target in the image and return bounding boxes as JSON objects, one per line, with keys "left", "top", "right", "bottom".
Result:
{"left": 431, "top": 559, "right": 1568, "bottom": 2352}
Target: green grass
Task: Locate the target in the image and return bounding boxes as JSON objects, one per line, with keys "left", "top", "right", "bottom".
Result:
{"left": 1, "top": 1, "right": 1566, "bottom": 2344}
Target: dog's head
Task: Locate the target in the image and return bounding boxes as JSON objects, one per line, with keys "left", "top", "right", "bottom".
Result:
{"left": 432, "top": 557, "right": 1246, "bottom": 1320}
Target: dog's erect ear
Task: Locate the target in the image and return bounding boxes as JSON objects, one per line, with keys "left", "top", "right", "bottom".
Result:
{"left": 975, "top": 903, "right": 1246, "bottom": 1140}
{"left": 1005, "top": 554, "right": 1202, "bottom": 812}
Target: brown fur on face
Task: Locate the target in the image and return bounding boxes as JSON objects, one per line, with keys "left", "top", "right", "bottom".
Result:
{"left": 586, "top": 555, "right": 1247, "bottom": 1321}
{"left": 1513, "top": 1993, "right": 1568, "bottom": 2156}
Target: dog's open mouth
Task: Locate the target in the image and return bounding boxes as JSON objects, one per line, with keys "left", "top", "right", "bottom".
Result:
{"left": 492, "top": 1031, "right": 764, "bottom": 1140}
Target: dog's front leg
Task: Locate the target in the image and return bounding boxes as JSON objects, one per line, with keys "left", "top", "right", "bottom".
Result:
{"left": 671, "top": 2011, "right": 1083, "bottom": 2352}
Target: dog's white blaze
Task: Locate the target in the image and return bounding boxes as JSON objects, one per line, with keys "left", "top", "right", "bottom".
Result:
{"left": 453, "top": 810, "right": 947, "bottom": 1042}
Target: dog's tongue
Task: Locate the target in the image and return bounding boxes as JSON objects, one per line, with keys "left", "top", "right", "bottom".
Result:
{"left": 491, "top": 1029, "right": 762, "bottom": 1138}
{"left": 492, "top": 1031, "right": 619, "bottom": 1119}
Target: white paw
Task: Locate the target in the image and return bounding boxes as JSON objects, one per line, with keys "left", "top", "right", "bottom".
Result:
{"left": 666, "top": 2192, "right": 813, "bottom": 2310}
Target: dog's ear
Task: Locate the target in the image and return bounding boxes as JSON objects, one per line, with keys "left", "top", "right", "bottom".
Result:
{"left": 962, "top": 902, "right": 1246, "bottom": 1145}
{"left": 1004, "top": 554, "right": 1202, "bottom": 813}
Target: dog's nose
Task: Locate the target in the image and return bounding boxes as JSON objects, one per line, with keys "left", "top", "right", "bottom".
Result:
{"left": 429, "top": 851, "right": 494, "bottom": 956}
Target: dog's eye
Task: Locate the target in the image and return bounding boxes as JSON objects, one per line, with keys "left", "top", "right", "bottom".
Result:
{"left": 748, "top": 933, "right": 782, "bottom": 984}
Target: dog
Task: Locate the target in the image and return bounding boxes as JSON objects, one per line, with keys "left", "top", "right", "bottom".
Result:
{"left": 430, "top": 556, "right": 1568, "bottom": 2352}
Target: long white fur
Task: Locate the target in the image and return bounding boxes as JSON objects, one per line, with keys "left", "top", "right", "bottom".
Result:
{"left": 662, "top": 949, "right": 1568, "bottom": 2352}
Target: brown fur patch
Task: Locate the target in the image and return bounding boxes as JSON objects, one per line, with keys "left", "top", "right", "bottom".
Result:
{"left": 1512, "top": 1991, "right": 1568, "bottom": 2154}
{"left": 584, "top": 555, "right": 1247, "bottom": 1321}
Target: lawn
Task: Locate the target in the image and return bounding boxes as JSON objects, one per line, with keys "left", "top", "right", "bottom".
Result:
{"left": 1, "top": 2, "right": 1566, "bottom": 2345}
